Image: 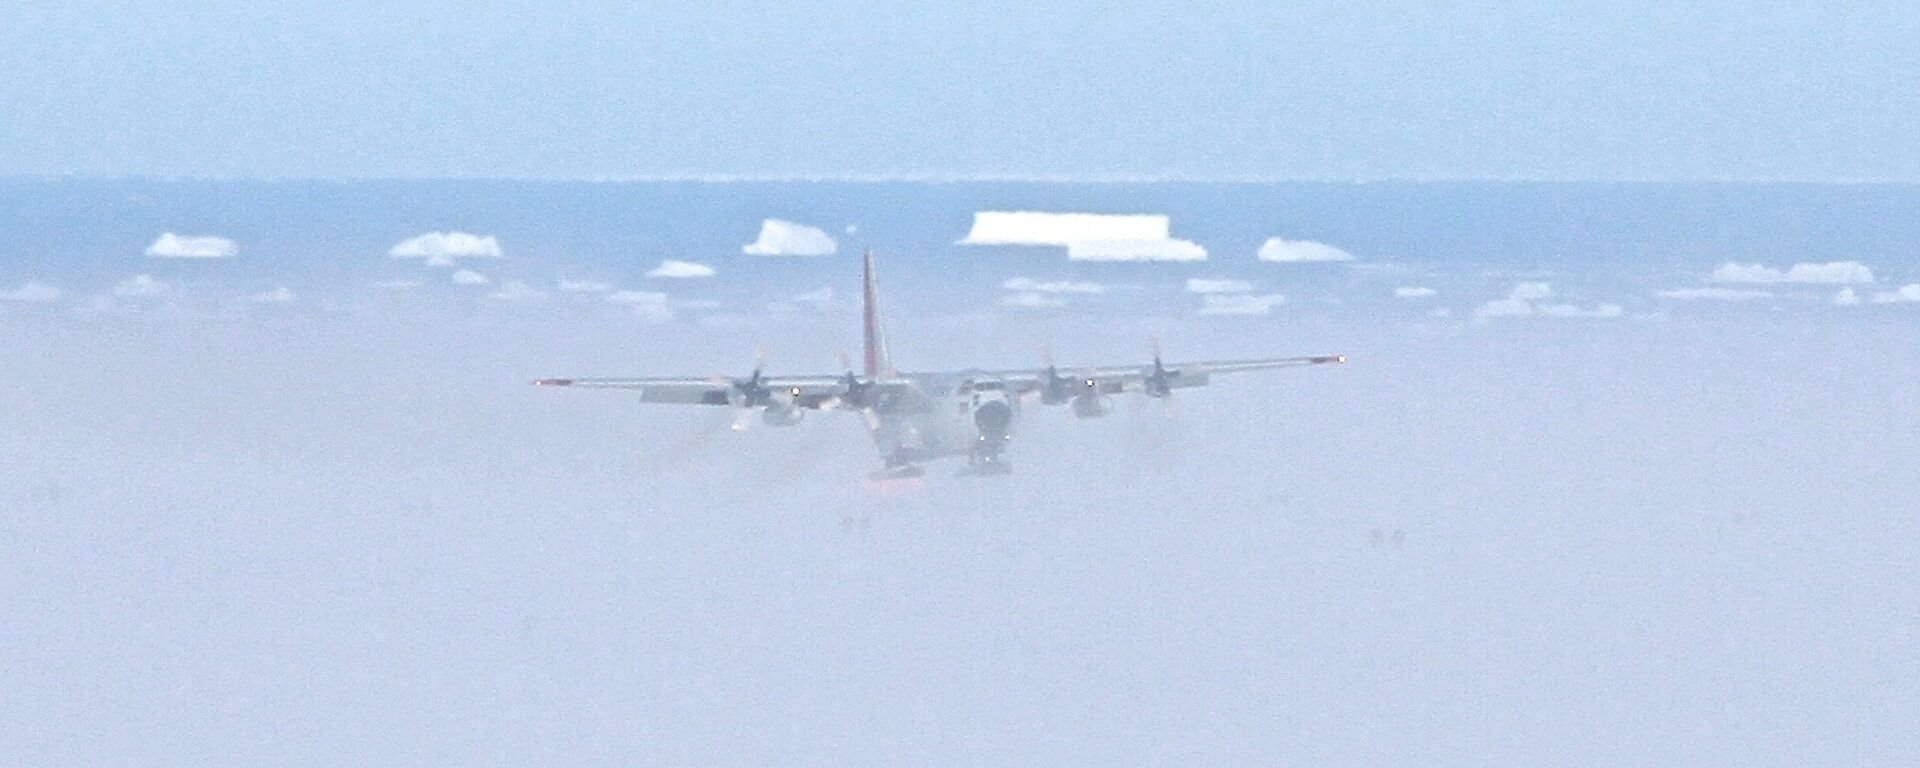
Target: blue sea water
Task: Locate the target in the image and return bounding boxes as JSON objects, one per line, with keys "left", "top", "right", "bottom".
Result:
{"left": 3, "top": 179, "right": 1918, "bottom": 323}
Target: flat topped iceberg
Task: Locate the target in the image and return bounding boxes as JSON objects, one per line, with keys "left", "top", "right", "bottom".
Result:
{"left": 959, "top": 212, "right": 1170, "bottom": 246}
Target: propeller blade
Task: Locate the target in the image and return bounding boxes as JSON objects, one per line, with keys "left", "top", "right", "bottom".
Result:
{"left": 710, "top": 378, "right": 744, "bottom": 409}
{"left": 1143, "top": 335, "right": 1176, "bottom": 397}
{"left": 730, "top": 407, "right": 755, "bottom": 432}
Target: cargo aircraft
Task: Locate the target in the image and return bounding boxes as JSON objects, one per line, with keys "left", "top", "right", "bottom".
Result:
{"left": 536, "top": 251, "right": 1344, "bottom": 477}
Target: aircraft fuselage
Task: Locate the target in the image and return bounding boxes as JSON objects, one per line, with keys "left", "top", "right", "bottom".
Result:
{"left": 868, "top": 374, "right": 1020, "bottom": 473}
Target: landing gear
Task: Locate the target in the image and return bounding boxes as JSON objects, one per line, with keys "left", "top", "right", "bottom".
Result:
{"left": 870, "top": 463, "right": 926, "bottom": 481}
{"left": 872, "top": 449, "right": 926, "bottom": 481}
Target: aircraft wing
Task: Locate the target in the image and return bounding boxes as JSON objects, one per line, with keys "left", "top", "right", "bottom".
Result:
{"left": 533, "top": 375, "right": 855, "bottom": 407}
{"left": 958, "top": 354, "right": 1345, "bottom": 395}
{"left": 1169, "top": 355, "right": 1346, "bottom": 377}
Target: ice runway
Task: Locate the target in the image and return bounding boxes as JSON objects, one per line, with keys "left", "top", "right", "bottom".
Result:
{"left": 3, "top": 310, "right": 1916, "bottom": 765}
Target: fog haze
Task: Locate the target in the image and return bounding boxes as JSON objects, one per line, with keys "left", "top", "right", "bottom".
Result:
{"left": 5, "top": 302, "right": 1915, "bottom": 764}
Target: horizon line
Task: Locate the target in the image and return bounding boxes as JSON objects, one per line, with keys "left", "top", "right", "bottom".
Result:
{"left": 4, "top": 172, "right": 1920, "bottom": 186}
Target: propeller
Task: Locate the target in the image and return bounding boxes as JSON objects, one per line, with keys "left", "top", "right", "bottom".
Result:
{"left": 714, "top": 346, "right": 773, "bottom": 431}
{"left": 1037, "top": 344, "right": 1073, "bottom": 405}
{"left": 828, "top": 353, "right": 874, "bottom": 407}
{"left": 1141, "top": 336, "right": 1183, "bottom": 429}
{"left": 824, "top": 352, "right": 883, "bottom": 431}
{"left": 1144, "top": 335, "right": 1176, "bottom": 398}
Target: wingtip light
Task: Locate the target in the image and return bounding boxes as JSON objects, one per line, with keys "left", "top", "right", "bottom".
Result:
{"left": 534, "top": 378, "right": 573, "bottom": 387}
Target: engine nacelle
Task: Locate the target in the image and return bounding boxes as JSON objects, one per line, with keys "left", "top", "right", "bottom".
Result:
{"left": 760, "top": 406, "right": 804, "bottom": 427}
{"left": 1071, "top": 394, "right": 1112, "bottom": 419}
{"left": 1039, "top": 380, "right": 1072, "bottom": 406}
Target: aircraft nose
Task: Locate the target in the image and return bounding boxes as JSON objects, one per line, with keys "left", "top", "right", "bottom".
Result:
{"left": 973, "top": 400, "right": 1014, "bottom": 438}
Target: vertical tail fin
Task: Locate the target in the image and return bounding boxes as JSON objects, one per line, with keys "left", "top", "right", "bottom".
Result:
{"left": 861, "top": 249, "right": 893, "bottom": 378}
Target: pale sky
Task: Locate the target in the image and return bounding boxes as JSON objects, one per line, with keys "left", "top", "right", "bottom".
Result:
{"left": 2, "top": 0, "right": 1916, "bottom": 180}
